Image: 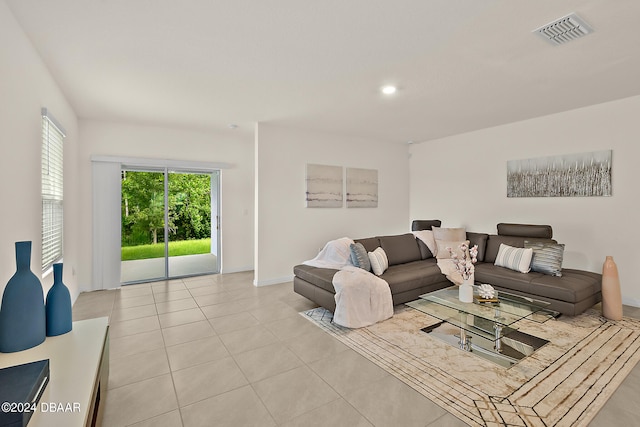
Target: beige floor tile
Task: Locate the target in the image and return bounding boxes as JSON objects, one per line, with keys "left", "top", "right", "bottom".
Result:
{"left": 308, "top": 348, "right": 389, "bottom": 395}
{"left": 180, "top": 385, "right": 275, "bottom": 427}
{"left": 252, "top": 365, "right": 340, "bottom": 424}
{"left": 199, "top": 300, "right": 247, "bottom": 319}
{"left": 263, "top": 314, "right": 321, "bottom": 340}
{"left": 128, "top": 410, "right": 183, "bottom": 427}
{"left": 281, "top": 398, "right": 373, "bottom": 427}
{"left": 154, "top": 289, "right": 193, "bottom": 303}
{"left": 158, "top": 308, "right": 206, "bottom": 328}
{"left": 193, "top": 292, "right": 235, "bottom": 307}
{"left": 172, "top": 356, "right": 248, "bottom": 406}
{"left": 109, "top": 329, "right": 165, "bottom": 359}
{"left": 218, "top": 324, "right": 279, "bottom": 355}
{"left": 102, "top": 374, "right": 178, "bottom": 426}
{"left": 233, "top": 342, "right": 303, "bottom": 383}
{"left": 342, "top": 374, "right": 447, "bottom": 426}
{"left": 186, "top": 282, "right": 227, "bottom": 295}
{"left": 113, "top": 294, "right": 155, "bottom": 309}
{"left": 166, "top": 336, "right": 230, "bottom": 371}
{"left": 249, "top": 301, "right": 300, "bottom": 323}
{"left": 285, "top": 329, "right": 349, "bottom": 363}
{"left": 108, "top": 348, "right": 170, "bottom": 389}
{"left": 161, "top": 320, "right": 216, "bottom": 347}
{"left": 208, "top": 311, "right": 260, "bottom": 334}
{"left": 152, "top": 281, "right": 187, "bottom": 293}
{"left": 118, "top": 286, "right": 153, "bottom": 298}
{"left": 109, "top": 315, "right": 160, "bottom": 339}
{"left": 156, "top": 297, "right": 198, "bottom": 314}
{"left": 110, "top": 304, "right": 157, "bottom": 322}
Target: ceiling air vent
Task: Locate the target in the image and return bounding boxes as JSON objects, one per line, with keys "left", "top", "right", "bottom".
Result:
{"left": 533, "top": 13, "right": 593, "bottom": 46}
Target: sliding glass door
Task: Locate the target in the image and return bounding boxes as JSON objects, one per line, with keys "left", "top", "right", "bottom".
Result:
{"left": 120, "top": 167, "right": 220, "bottom": 284}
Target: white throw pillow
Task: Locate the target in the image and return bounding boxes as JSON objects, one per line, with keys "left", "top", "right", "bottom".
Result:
{"left": 432, "top": 227, "right": 466, "bottom": 242}
{"left": 494, "top": 243, "right": 533, "bottom": 273}
{"left": 412, "top": 230, "right": 437, "bottom": 256}
{"left": 368, "top": 247, "right": 389, "bottom": 276}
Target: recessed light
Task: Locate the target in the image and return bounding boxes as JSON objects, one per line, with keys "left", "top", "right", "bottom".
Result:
{"left": 381, "top": 85, "right": 397, "bottom": 95}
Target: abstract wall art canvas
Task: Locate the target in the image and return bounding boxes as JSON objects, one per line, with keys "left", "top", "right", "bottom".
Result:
{"left": 507, "top": 150, "right": 612, "bottom": 198}
{"left": 346, "top": 167, "right": 378, "bottom": 208}
{"left": 305, "top": 164, "right": 343, "bottom": 207}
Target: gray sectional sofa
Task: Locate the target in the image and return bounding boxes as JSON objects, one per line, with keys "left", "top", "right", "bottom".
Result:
{"left": 293, "top": 220, "right": 602, "bottom": 316}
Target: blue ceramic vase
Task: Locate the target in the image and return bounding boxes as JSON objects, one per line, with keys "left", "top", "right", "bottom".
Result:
{"left": 0, "top": 241, "right": 46, "bottom": 353}
{"left": 46, "top": 263, "right": 72, "bottom": 336}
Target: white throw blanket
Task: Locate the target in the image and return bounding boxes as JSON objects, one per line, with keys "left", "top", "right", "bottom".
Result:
{"left": 303, "top": 238, "right": 393, "bottom": 328}
{"left": 332, "top": 266, "right": 393, "bottom": 328}
{"left": 437, "top": 258, "right": 464, "bottom": 285}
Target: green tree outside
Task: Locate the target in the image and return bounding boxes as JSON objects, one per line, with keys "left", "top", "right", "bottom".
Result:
{"left": 121, "top": 171, "right": 211, "bottom": 259}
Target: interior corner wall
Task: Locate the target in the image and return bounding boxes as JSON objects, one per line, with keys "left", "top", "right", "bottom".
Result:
{"left": 77, "top": 120, "right": 255, "bottom": 290}
{"left": 254, "top": 123, "right": 411, "bottom": 286}
{"left": 0, "top": 4, "right": 80, "bottom": 301}
{"left": 409, "top": 95, "right": 640, "bottom": 307}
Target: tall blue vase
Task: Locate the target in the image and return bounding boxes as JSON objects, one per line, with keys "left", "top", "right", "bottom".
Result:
{"left": 46, "top": 263, "right": 72, "bottom": 336}
{"left": 0, "top": 241, "right": 46, "bottom": 353}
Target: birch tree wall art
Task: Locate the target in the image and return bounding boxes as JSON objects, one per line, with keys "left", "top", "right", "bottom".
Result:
{"left": 507, "top": 150, "right": 612, "bottom": 197}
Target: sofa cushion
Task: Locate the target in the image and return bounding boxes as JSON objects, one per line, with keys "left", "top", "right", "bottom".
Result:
{"left": 412, "top": 230, "right": 437, "bottom": 257}
{"left": 380, "top": 259, "right": 446, "bottom": 294}
{"left": 466, "top": 232, "right": 489, "bottom": 262}
{"left": 368, "top": 247, "right": 389, "bottom": 275}
{"left": 525, "top": 241, "right": 564, "bottom": 277}
{"left": 530, "top": 269, "right": 602, "bottom": 303}
{"left": 293, "top": 265, "right": 338, "bottom": 293}
{"left": 411, "top": 219, "right": 442, "bottom": 231}
{"left": 349, "top": 242, "right": 371, "bottom": 271}
{"left": 378, "top": 233, "right": 422, "bottom": 266}
{"left": 416, "top": 238, "right": 433, "bottom": 260}
{"left": 497, "top": 223, "right": 553, "bottom": 239}
{"left": 494, "top": 244, "right": 533, "bottom": 273}
{"left": 354, "top": 237, "right": 380, "bottom": 253}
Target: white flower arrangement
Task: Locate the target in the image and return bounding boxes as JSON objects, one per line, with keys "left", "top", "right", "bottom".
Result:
{"left": 446, "top": 242, "right": 479, "bottom": 281}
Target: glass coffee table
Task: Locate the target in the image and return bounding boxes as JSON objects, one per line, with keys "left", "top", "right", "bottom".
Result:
{"left": 406, "top": 286, "right": 559, "bottom": 367}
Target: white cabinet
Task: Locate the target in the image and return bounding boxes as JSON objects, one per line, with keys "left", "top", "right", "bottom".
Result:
{"left": 0, "top": 317, "right": 109, "bottom": 427}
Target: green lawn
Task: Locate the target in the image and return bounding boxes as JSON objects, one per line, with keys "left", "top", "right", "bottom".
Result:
{"left": 122, "top": 238, "right": 211, "bottom": 261}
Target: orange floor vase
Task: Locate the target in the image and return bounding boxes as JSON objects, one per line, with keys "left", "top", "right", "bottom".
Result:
{"left": 601, "top": 256, "right": 623, "bottom": 321}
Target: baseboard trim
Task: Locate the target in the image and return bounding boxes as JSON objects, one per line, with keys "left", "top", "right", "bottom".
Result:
{"left": 622, "top": 296, "right": 640, "bottom": 308}
{"left": 220, "top": 266, "right": 254, "bottom": 274}
{"left": 253, "top": 275, "right": 294, "bottom": 287}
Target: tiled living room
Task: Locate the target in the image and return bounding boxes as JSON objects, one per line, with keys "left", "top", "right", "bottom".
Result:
{"left": 72, "top": 272, "right": 640, "bottom": 427}
{"left": 3, "top": 1, "right": 640, "bottom": 427}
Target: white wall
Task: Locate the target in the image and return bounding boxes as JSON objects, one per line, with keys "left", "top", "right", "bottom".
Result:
{"left": 0, "top": 4, "right": 80, "bottom": 300}
{"left": 77, "top": 121, "right": 254, "bottom": 290}
{"left": 410, "top": 95, "right": 640, "bottom": 307}
{"left": 255, "top": 123, "right": 411, "bottom": 286}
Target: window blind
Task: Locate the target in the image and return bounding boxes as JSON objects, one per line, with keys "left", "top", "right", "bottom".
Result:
{"left": 41, "top": 108, "right": 65, "bottom": 273}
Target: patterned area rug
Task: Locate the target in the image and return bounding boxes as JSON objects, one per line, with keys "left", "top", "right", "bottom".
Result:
{"left": 301, "top": 305, "right": 640, "bottom": 427}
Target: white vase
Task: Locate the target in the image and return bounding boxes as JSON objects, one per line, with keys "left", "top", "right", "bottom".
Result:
{"left": 459, "top": 275, "right": 474, "bottom": 303}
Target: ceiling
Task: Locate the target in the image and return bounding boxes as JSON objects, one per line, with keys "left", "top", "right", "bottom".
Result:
{"left": 6, "top": 0, "right": 640, "bottom": 143}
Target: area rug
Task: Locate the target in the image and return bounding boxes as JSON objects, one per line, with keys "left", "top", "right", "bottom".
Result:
{"left": 301, "top": 305, "right": 640, "bottom": 427}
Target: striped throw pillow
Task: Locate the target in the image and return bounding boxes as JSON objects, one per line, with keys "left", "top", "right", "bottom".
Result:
{"left": 494, "top": 243, "right": 533, "bottom": 273}
{"left": 368, "top": 247, "right": 389, "bottom": 276}
{"left": 524, "top": 241, "right": 564, "bottom": 277}
{"left": 350, "top": 242, "right": 371, "bottom": 271}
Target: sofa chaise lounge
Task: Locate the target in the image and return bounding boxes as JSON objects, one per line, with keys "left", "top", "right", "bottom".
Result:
{"left": 293, "top": 220, "right": 602, "bottom": 316}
